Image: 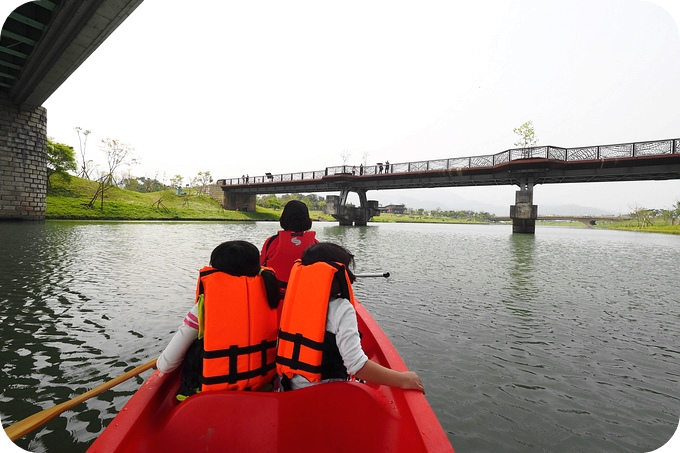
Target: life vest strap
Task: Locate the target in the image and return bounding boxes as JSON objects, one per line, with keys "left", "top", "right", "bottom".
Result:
{"left": 201, "top": 339, "right": 277, "bottom": 385}
{"left": 196, "top": 268, "right": 221, "bottom": 302}
{"left": 277, "top": 330, "right": 325, "bottom": 374}
{"left": 199, "top": 362, "right": 276, "bottom": 386}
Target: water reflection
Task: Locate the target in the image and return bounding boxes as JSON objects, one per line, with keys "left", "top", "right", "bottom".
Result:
{"left": 507, "top": 233, "right": 538, "bottom": 309}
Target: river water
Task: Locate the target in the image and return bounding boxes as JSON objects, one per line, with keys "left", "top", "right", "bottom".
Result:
{"left": 0, "top": 220, "right": 678, "bottom": 452}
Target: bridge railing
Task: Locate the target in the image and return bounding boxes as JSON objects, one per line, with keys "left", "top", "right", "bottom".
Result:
{"left": 219, "top": 138, "right": 679, "bottom": 186}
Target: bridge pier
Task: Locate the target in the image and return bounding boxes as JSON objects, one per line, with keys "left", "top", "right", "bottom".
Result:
{"left": 222, "top": 191, "right": 256, "bottom": 212}
{"left": 0, "top": 97, "right": 48, "bottom": 221}
{"left": 325, "top": 187, "right": 380, "bottom": 226}
{"left": 510, "top": 177, "right": 538, "bottom": 234}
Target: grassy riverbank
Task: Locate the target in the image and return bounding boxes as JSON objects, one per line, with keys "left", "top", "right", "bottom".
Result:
{"left": 593, "top": 220, "right": 680, "bottom": 235}
{"left": 46, "top": 174, "right": 279, "bottom": 221}
{"left": 46, "top": 175, "right": 680, "bottom": 234}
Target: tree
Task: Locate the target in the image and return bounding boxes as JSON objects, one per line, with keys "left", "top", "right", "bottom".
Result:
{"left": 169, "top": 175, "right": 184, "bottom": 190}
{"left": 46, "top": 138, "right": 77, "bottom": 190}
{"left": 99, "top": 138, "right": 137, "bottom": 187}
{"left": 673, "top": 201, "right": 680, "bottom": 225}
{"left": 122, "top": 176, "right": 167, "bottom": 193}
{"left": 87, "top": 138, "right": 137, "bottom": 210}
{"left": 340, "top": 149, "right": 351, "bottom": 165}
{"left": 630, "top": 206, "right": 654, "bottom": 228}
{"left": 513, "top": 121, "right": 538, "bottom": 158}
{"left": 192, "top": 171, "right": 213, "bottom": 196}
{"left": 74, "top": 126, "right": 93, "bottom": 179}
{"left": 258, "top": 194, "right": 283, "bottom": 210}
{"left": 362, "top": 151, "right": 370, "bottom": 166}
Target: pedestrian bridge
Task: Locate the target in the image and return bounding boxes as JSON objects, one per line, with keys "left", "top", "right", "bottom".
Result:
{"left": 217, "top": 137, "right": 680, "bottom": 232}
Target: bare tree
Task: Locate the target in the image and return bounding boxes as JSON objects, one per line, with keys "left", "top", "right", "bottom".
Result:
{"left": 74, "top": 126, "right": 93, "bottom": 179}
{"left": 340, "top": 149, "right": 351, "bottom": 165}
{"left": 86, "top": 138, "right": 136, "bottom": 210}
{"left": 100, "top": 138, "right": 137, "bottom": 187}
{"left": 362, "top": 150, "right": 370, "bottom": 166}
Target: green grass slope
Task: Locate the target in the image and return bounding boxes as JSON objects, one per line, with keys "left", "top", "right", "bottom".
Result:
{"left": 46, "top": 174, "right": 278, "bottom": 221}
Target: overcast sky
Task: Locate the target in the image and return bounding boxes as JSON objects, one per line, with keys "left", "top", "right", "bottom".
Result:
{"left": 3, "top": 0, "right": 680, "bottom": 215}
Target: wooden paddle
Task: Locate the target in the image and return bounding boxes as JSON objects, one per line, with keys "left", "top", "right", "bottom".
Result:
{"left": 4, "top": 357, "right": 158, "bottom": 442}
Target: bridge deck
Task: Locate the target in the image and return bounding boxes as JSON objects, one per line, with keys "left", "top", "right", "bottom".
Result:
{"left": 218, "top": 138, "right": 680, "bottom": 194}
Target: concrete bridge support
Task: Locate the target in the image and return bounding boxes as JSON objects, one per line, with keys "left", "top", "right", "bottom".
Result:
{"left": 325, "top": 187, "right": 380, "bottom": 226}
{"left": 222, "top": 191, "right": 257, "bottom": 212}
{"left": 510, "top": 177, "right": 538, "bottom": 234}
{"left": 0, "top": 97, "right": 47, "bottom": 221}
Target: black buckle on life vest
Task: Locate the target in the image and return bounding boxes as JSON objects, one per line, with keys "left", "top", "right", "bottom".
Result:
{"left": 200, "top": 339, "right": 277, "bottom": 385}
{"left": 276, "top": 330, "right": 325, "bottom": 374}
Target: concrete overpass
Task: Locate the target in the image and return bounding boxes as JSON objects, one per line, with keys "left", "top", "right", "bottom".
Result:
{"left": 1, "top": 0, "right": 144, "bottom": 220}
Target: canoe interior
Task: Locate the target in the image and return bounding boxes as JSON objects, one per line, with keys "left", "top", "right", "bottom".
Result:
{"left": 87, "top": 302, "right": 454, "bottom": 452}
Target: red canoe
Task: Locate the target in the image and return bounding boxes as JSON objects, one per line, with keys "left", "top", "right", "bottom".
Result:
{"left": 88, "top": 301, "right": 454, "bottom": 452}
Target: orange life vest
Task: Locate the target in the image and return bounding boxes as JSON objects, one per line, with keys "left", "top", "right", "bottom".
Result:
{"left": 276, "top": 261, "right": 356, "bottom": 383}
{"left": 196, "top": 266, "right": 278, "bottom": 391}
{"left": 262, "top": 230, "right": 317, "bottom": 283}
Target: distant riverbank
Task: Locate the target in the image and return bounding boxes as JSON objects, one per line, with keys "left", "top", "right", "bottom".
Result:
{"left": 45, "top": 174, "right": 679, "bottom": 234}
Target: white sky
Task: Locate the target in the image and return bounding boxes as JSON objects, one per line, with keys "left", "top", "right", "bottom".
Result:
{"left": 3, "top": 0, "right": 680, "bottom": 215}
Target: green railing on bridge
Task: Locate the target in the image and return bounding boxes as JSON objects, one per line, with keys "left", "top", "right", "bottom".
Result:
{"left": 220, "top": 138, "right": 679, "bottom": 186}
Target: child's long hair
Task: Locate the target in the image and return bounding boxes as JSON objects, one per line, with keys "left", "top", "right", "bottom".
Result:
{"left": 210, "top": 240, "right": 280, "bottom": 309}
{"left": 301, "top": 242, "right": 356, "bottom": 283}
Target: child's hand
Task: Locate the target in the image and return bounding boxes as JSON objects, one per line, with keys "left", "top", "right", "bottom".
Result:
{"left": 400, "top": 371, "right": 425, "bottom": 394}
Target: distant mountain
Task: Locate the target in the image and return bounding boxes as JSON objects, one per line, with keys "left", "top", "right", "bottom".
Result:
{"left": 537, "top": 204, "right": 617, "bottom": 216}
{"left": 378, "top": 192, "right": 509, "bottom": 215}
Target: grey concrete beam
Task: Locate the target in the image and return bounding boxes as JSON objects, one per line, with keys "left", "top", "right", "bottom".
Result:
{"left": 8, "top": 0, "right": 144, "bottom": 109}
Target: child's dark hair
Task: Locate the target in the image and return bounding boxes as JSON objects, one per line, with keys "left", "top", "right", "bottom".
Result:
{"left": 301, "top": 242, "right": 356, "bottom": 283}
{"left": 210, "top": 240, "right": 280, "bottom": 309}
{"left": 279, "top": 200, "right": 313, "bottom": 231}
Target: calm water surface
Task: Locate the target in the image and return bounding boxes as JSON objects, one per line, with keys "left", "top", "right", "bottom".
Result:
{"left": 0, "top": 220, "right": 678, "bottom": 452}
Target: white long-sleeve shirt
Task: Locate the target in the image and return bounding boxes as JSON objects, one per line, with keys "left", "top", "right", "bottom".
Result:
{"left": 288, "top": 297, "right": 368, "bottom": 390}
{"left": 156, "top": 304, "right": 199, "bottom": 373}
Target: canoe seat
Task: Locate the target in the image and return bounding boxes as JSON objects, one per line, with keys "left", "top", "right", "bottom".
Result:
{"left": 146, "top": 381, "right": 416, "bottom": 452}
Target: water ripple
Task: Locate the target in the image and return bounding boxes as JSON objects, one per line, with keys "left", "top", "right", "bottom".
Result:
{"left": 1, "top": 222, "right": 679, "bottom": 452}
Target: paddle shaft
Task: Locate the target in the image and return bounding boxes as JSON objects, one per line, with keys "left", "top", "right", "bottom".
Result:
{"left": 4, "top": 357, "right": 158, "bottom": 442}
{"left": 355, "top": 272, "right": 390, "bottom": 278}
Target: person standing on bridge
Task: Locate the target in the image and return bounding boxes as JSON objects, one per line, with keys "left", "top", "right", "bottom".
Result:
{"left": 260, "top": 200, "right": 318, "bottom": 305}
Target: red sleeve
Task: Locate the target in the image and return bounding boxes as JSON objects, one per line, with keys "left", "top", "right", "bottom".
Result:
{"left": 260, "top": 235, "right": 278, "bottom": 265}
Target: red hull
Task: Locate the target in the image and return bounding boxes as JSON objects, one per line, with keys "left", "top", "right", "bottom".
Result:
{"left": 88, "top": 301, "right": 454, "bottom": 452}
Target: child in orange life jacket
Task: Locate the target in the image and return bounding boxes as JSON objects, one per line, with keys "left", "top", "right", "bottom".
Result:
{"left": 276, "top": 242, "right": 425, "bottom": 394}
{"left": 260, "top": 200, "right": 318, "bottom": 303}
{"left": 157, "top": 240, "right": 281, "bottom": 396}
